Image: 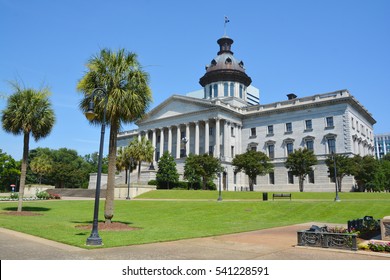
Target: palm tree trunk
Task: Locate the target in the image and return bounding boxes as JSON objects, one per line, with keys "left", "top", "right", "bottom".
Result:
{"left": 17, "top": 132, "right": 30, "bottom": 212}
{"left": 104, "top": 121, "right": 119, "bottom": 224}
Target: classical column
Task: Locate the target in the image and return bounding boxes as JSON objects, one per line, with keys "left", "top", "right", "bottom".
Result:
{"left": 176, "top": 125, "right": 181, "bottom": 159}
{"left": 152, "top": 129, "right": 156, "bottom": 162}
{"left": 195, "top": 121, "right": 199, "bottom": 155}
{"left": 186, "top": 123, "right": 190, "bottom": 156}
{"left": 168, "top": 126, "right": 172, "bottom": 154}
{"left": 138, "top": 131, "right": 142, "bottom": 141}
{"left": 159, "top": 128, "right": 164, "bottom": 158}
{"left": 205, "top": 120, "right": 209, "bottom": 155}
{"left": 215, "top": 118, "right": 220, "bottom": 157}
{"left": 224, "top": 120, "right": 230, "bottom": 158}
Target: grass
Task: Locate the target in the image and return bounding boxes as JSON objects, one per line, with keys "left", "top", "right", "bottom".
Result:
{"left": 0, "top": 191, "right": 389, "bottom": 249}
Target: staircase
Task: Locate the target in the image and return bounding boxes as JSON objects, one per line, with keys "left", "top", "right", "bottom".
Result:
{"left": 46, "top": 188, "right": 106, "bottom": 198}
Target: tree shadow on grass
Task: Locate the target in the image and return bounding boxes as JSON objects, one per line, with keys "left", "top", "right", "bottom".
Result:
{"left": 3, "top": 206, "right": 51, "bottom": 212}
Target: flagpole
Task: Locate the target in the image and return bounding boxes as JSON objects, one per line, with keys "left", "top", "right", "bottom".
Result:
{"left": 224, "top": 16, "right": 229, "bottom": 36}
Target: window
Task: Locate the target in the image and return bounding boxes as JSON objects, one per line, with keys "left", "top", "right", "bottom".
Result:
{"left": 305, "top": 120, "right": 312, "bottom": 130}
{"left": 209, "top": 127, "right": 213, "bottom": 136}
{"left": 209, "top": 85, "right": 212, "bottom": 99}
{"left": 204, "top": 88, "right": 207, "bottom": 99}
{"left": 251, "top": 146, "right": 257, "bottom": 151}
{"left": 224, "top": 83, "right": 228, "bottom": 96}
{"left": 250, "top": 127, "right": 256, "bottom": 137}
{"left": 285, "top": 122, "right": 292, "bottom": 133}
{"left": 231, "top": 127, "right": 234, "bottom": 137}
{"left": 326, "top": 116, "right": 334, "bottom": 128}
{"left": 239, "top": 85, "right": 243, "bottom": 98}
{"left": 267, "top": 125, "right": 274, "bottom": 135}
{"left": 286, "top": 142, "right": 294, "bottom": 155}
{"left": 268, "top": 144, "right": 275, "bottom": 159}
{"left": 352, "top": 117, "right": 355, "bottom": 129}
{"left": 230, "top": 83, "right": 235, "bottom": 97}
{"left": 327, "top": 138, "right": 336, "bottom": 154}
{"left": 213, "top": 84, "right": 218, "bottom": 97}
{"left": 209, "top": 146, "right": 214, "bottom": 156}
{"left": 306, "top": 140, "right": 314, "bottom": 151}
{"left": 288, "top": 171, "right": 294, "bottom": 184}
{"left": 308, "top": 171, "right": 315, "bottom": 184}
{"left": 269, "top": 172, "right": 275, "bottom": 185}
{"left": 231, "top": 146, "right": 235, "bottom": 157}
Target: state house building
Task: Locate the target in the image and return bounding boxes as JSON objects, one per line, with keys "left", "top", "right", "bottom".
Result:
{"left": 117, "top": 35, "right": 376, "bottom": 192}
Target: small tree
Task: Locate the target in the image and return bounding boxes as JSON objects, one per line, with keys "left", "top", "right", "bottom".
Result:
{"left": 156, "top": 151, "right": 179, "bottom": 189}
{"left": 284, "top": 148, "right": 317, "bottom": 192}
{"left": 184, "top": 154, "right": 222, "bottom": 190}
{"left": 183, "top": 154, "right": 202, "bottom": 189}
{"left": 325, "top": 153, "right": 354, "bottom": 192}
{"left": 30, "top": 154, "right": 53, "bottom": 184}
{"left": 116, "top": 146, "right": 137, "bottom": 184}
{"left": 351, "top": 155, "right": 379, "bottom": 192}
{"left": 232, "top": 150, "right": 273, "bottom": 191}
{"left": 127, "top": 136, "right": 154, "bottom": 182}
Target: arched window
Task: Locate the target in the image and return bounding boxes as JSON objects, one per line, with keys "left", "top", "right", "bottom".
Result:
{"left": 224, "top": 83, "right": 228, "bottom": 96}
{"left": 230, "top": 83, "right": 235, "bottom": 97}
{"left": 209, "top": 85, "right": 212, "bottom": 99}
{"left": 239, "top": 85, "right": 243, "bottom": 98}
{"left": 213, "top": 84, "right": 218, "bottom": 97}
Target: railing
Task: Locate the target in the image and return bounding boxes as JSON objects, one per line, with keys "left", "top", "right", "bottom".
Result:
{"left": 297, "top": 230, "right": 358, "bottom": 251}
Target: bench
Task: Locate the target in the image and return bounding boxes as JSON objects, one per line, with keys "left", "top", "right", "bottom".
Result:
{"left": 272, "top": 193, "right": 291, "bottom": 200}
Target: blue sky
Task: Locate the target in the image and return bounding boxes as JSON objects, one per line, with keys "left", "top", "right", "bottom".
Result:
{"left": 1, "top": 0, "right": 389, "bottom": 160}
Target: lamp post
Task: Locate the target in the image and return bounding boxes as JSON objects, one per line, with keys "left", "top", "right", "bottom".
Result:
{"left": 332, "top": 152, "right": 341, "bottom": 202}
{"left": 126, "top": 158, "right": 133, "bottom": 200}
{"left": 85, "top": 87, "right": 108, "bottom": 246}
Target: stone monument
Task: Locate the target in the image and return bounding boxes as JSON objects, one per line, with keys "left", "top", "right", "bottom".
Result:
{"left": 380, "top": 216, "right": 390, "bottom": 241}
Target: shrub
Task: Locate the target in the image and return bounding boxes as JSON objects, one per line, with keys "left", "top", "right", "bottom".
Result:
{"left": 10, "top": 193, "right": 18, "bottom": 199}
{"left": 148, "top": 180, "right": 157, "bottom": 186}
{"left": 368, "top": 242, "right": 390, "bottom": 253}
{"left": 50, "top": 193, "right": 61, "bottom": 199}
{"left": 35, "top": 190, "right": 51, "bottom": 200}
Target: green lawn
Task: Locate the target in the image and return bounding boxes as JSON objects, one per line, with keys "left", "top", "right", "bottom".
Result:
{"left": 0, "top": 191, "right": 389, "bottom": 249}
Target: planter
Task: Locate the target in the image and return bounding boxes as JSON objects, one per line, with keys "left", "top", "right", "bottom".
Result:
{"left": 297, "top": 230, "right": 357, "bottom": 251}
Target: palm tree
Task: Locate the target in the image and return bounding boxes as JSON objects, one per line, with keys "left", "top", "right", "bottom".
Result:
{"left": 116, "top": 146, "right": 137, "bottom": 184}
{"left": 77, "top": 49, "right": 152, "bottom": 223}
{"left": 127, "top": 136, "right": 154, "bottom": 182}
{"left": 1, "top": 83, "right": 55, "bottom": 211}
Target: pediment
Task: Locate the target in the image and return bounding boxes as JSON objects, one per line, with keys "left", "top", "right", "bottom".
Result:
{"left": 138, "top": 95, "right": 214, "bottom": 124}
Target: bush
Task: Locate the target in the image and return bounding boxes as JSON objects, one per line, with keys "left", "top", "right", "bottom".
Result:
{"left": 10, "top": 193, "right": 18, "bottom": 200}
{"left": 35, "top": 190, "right": 51, "bottom": 200}
{"left": 148, "top": 180, "right": 157, "bottom": 186}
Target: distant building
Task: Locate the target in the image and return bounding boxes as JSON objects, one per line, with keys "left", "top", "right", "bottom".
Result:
{"left": 117, "top": 35, "right": 376, "bottom": 192}
{"left": 374, "top": 133, "right": 390, "bottom": 159}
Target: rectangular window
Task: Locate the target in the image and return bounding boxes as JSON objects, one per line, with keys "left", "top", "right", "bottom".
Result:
{"left": 308, "top": 170, "right": 315, "bottom": 184}
{"left": 286, "top": 142, "right": 294, "bottom": 155}
{"left": 250, "top": 127, "right": 256, "bottom": 137}
{"left": 224, "top": 82, "right": 229, "bottom": 96}
{"left": 328, "top": 138, "right": 336, "bottom": 154}
{"left": 231, "top": 127, "right": 234, "bottom": 137}
{"left": 306, "top": 140, "right": 314, "bottom": 151}
{"left": 209, "top": 127, "right": 213, "bottom": 136}
{"left": 305, "top": 119, "right": 312, "bottom": 130}
{"left": 288, "top": 171, "right": 294, "bottom": 184}
{"left": 251, "top": 146, "right": 257, "bottom": 151}
{"left": 286, "top": 122, "right": 292, "bottom": 133}
{"left": 231, "top": 146, "right": 235, "bottom": 157}
{"left": 267, "top": 125, "right": 274, "bottom": 135}
{"left": 352, "top": 117, "right": 355, "bottom": 129}
{"left": 326, "top": 116, "right": 334, "bottom": 128}
{"left": 268, "top": 144, "right": 275, "bottom": 159}
{"left": 209, "top": 146, "right": 214, "bottom": 156}
{"left": 269, "top": 172, "right": 275, "bottom": 185}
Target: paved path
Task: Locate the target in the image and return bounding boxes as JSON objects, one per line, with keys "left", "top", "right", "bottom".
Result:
{"left": 1, "top": 223, "right": 389, "bottom": 260}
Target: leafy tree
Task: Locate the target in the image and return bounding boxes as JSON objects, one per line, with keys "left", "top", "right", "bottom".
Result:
{"left": 183, "top": 154, "right": 202, "bottom": 189}
{"left": 1, "top": 83, "right": 55, "bottom": 211}
{"left": 285, "top": 148, "right": 317, "bottom": 192}
{"left": 0, "top": 149, "right": 20, "bottom": 192}
{"left": 127, "top": 136, "right": 154, "bottom": 182}
{"left": 233, "top": 150, "right": 273, "bottom": 191}
{"left": 351, "top": 155, "right": 379, "bottom": 192}
{"left": 382, "top": 154, "right": 390, "bottom": 162}
{"left": 156, "top": 151, "right": 179, "bottom": 189}
{"left": 325, "top": 153, "right": 354, "bottom": 192}
{"left": 84, "top": 152, "right": 108, "bottom": 174}
{"left": 184, "top": 154, "right": 223, "bottom": 190}
{"left": 77, "top": 48, "right": 152, "bottom": 223}
{"left": 30, "top": 153, "right": 53, "bottom": 184}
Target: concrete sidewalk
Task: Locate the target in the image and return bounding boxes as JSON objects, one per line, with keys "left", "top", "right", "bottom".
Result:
{"left": 1, "top": 223, "right": 389, "bottom": 260}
